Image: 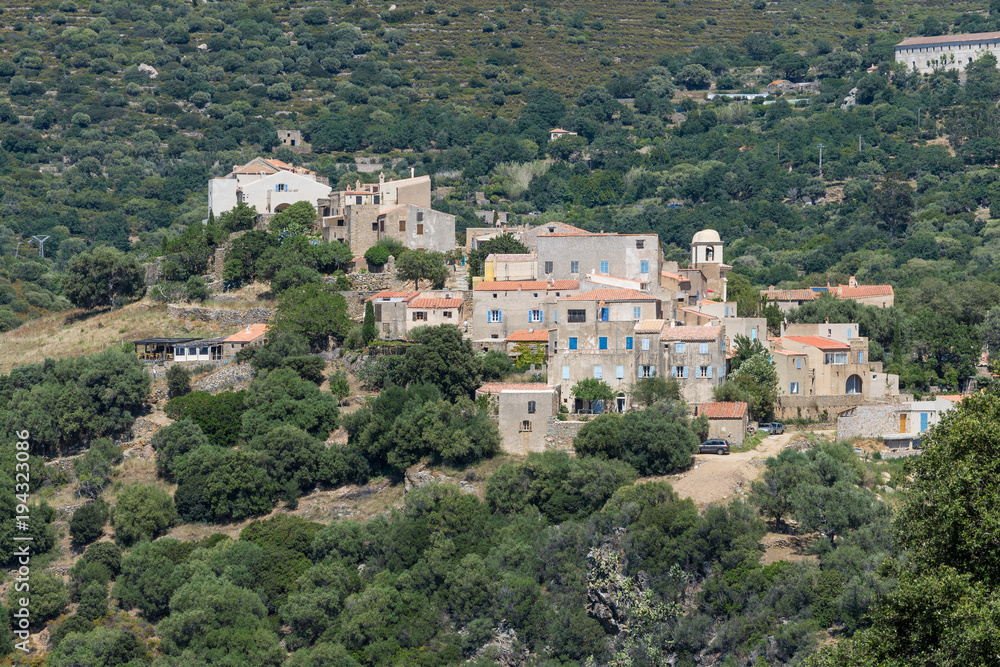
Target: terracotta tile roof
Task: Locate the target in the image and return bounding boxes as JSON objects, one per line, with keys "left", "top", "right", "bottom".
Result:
{"left": 586, "top": 274, "right": 646, "bottom": 288}
{"left": 938, "top": 395, "right": 964, "bottom": 402}
{"left": 224, "top": 323, "right": 270, "bottom": 343}
{"left": 506, "top": 329, "right": 553, "bottom": 342}
{"left": 662, "top": 325, "right": 722, "bottom": 341}
{"left": 897, "top": 31, "right": 1000, "bottom": 47}
{"left": 698, "top": 401, "right": 748, "bottom": 420}
{"left": 634, "top": 319, "right": 665, "bottom": 334}
{"left": 408, "top": 298, "right": 463, "bottom": 309}
{"left": 784, "top": 335, "right": 851, "bottom": 351}
{"left": 761, "top": 289, "right": 817, "bottom": 301}
{"left": 661, "top": 271, "right": 688, "bottom": 282}
{"left": 369, "top": 291, "right": 419, "bottom": 300}
{"left": 549, "top": 128, "right": 572, "bottom": 133}
{"left": 560, "top": 288, "right": 658, "bottom": 302}
{"left": 836, "top": 284, "right": 894, "bottom": 299}
{"left": 475, "top": 280, "right": 579, "bottom": 291}
{"left": 532, "top": 221, "right": 589, "bottom": 235}
{"left": 477, "top": 382, "right": 554, "bottom": 393}
{"left": 486, "top": 253, "right": 535, "bottom": 262}
{"left": 771, "top": 349, "right": 805, "bottom": 356}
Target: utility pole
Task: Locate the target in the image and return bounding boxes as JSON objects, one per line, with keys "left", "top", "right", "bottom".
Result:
{"left": 31, "top": 235, "right": 50, "bottom": 259}
{"left": 859, "top": 134, "right": 862, "bottom": 152}
{"left": 14, "top": 240, "right": 21, "bottom": 259}
{"left": 817, "top": 143, "right": 825, "bottom": 179}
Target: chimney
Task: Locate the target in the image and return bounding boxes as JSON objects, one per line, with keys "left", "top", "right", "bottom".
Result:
{"left": 780, "top": 321, "right": 785, "bottom": 337}
{"left": 379, "top": 172, "right": 385, "bottom": 186}
{"left": 849, "top": 275, "right": 857, "bottom": 287}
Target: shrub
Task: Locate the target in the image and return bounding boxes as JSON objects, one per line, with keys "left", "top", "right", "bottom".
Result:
{"left": 6, "top": 572, "right": 68, "bottom": 623}
{"left": 77, "top": 581, "right": 109, "bottom": 620}
{"left": 111, "top": 484, "right": 176, "bottom": 547}
{"left": 185, "top": 275, "right": 209, "bottom": 302}
{"left": 69, "top": 499, "right": 109, "bottom": 546}
{"left": 150, "top": 418, "right": 210, "bottom": 481}
{"left": 164, "top": 391, "right": 247, "bottom": 448}
{"left": 83, "top": 541, "right": 122, "bottom": 576}
{"left": 166, "top": 365, "right": 191, "bottom": 399}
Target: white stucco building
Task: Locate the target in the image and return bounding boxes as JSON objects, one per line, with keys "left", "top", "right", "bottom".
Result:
{"left": 895, "top": 31, "right": 1000, "bottom": 74}
{"left": 208, "top": 157, "right": 332, "bottom": 217}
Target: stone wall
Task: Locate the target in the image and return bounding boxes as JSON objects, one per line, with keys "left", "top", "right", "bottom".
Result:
{"left": 775, "top": 393, "right": 913, "bottom": 421}
{"left": 544, "top": 418, "right": 585, "bottom": 451}
{"left": 167, "top": 305, "right": 275, "bottom": 330}
{"left": 836, "top": 404, "right": 897, "bottom": 440}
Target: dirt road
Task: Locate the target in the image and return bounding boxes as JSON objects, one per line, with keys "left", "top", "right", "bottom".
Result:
{"left": 665, "top": 430, "right": 834, "bottom": 507}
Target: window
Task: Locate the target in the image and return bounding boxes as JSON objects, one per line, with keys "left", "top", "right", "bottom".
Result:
{"left": 520, "top": 420, "right": 532, "bottom": 432}
{"left": 373, "top": 195, "right": 379, "bottom": 205}
{"left": 570, "top": 260, "right": 579, "bottom": 273}
{"left": 636, "top": 240, "right": 645, "bottom": 249}
{"left": 372, "top": 221, "right": 379, "bottom": 231}
{"left": 846, "top": 374, "right": 863, "bottom": 394}
{"left": 640, "top": 365, "right": 654, "bottom": 378}
{"left": 790, "top": 382, "right": 799, "bottom": 394}
{"left": 594, "top": 366, "right": 603, "bottom": 379}
{"left": 528, "top": 401, "right": 536, "bottom": 414}
{"left": 825, "top": 352, "right": 848, "bottom": 365}
{"left": 858, "top": 351, "right": 864, "bottom": 364}
{"left": 616, "top": 366, "right": 624, "bottom": 379}
{"left": 699, "top": 342, "right": 709, "bottom": 354}
{"left": 356, "top": 196, "right": 363, "bottom": 205}
{"left": 562, "top": 365, "right": 570, "bottom": 379}
{"left": 672, "top": 366, "right": 685, "bottom": 378}
{"left": 399, "top": 220, "right": 406, "bottom": 232}
{"left": 599, "top": 307, "right": 609, "bottom": 321}
{"left": 640, "top": 260, "right": 649, "bottom": 274}
{"left": 569, "top": 337, "right": 578, "bottom": 350}
{"left": 705, "top": 246, "right": 714, "bottom": 261}
{"left": 443, "top": 311, "right": 452, "bottom": 318}
{"left": 676, "top": 342, "right": 685, "bottom": 353}
{"left": 698, "top": 366, "right": 713, "bottom": 379}
{"left": 626, "top": 337, "right": 633, "bottom": 350}
{"left": 416, "top": 223, "right": 424, "bottom": 235}
{"left": 416, "top": 211, "right": 424, "bottom": 222}
{"left": 544, "top": 261, "right": 553, "bottom": 274}
{"left": 553, "top": 310, "right": 557, "bottom": 323}
{"left": 641, "top": 338, "right": 650, "bottom": 351}
{"left": 568, "top": 310, "right": 587, "bottom": 323}
{"left": 528, "top": 309, "right": 543, "bottom": 323}
{"left": 633, "top": 306, "right": 642, "bottom": 320}
{"left": 412, "top": 312, "right": 427, "bottom": 321}
{"left": 796, "top": 358, "right": 802, "bottom": 370}
{"left": 487, "top": 310, "right": 502, "bottom": 323}
{"left": 750, "top": 329, "right": 757, "bottom": 340}
{"left": 600, "top": 260, "right": 609, "bottom": 274}
{"left": 276, "top": 183, "right": 288, "bottom": 192}
{"left": 599, "top": 337, "right": 608, "bottom": 350}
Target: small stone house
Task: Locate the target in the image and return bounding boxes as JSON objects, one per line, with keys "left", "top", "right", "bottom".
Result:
{"left": 476, "top": 382, "right": 560, "bottom": 455}
{"left": 223, "top": 323, "right": 270, "bottom": 357}
{"left": 696, "top": 401, "right": 748, "bottom": 445}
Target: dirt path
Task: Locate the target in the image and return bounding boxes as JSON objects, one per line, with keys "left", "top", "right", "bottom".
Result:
{"left": 663, "top": 429, "right": 834, "bottom": 508}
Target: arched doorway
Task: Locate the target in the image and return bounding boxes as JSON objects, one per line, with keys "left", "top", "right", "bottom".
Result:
{"left": 846, "top": 374, "right": 863, "bottom": 395}
{"left": 274, "top": 202, "right": 291, "bottom": 213}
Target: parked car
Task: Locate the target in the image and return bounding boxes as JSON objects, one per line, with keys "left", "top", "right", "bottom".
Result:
{"left": 759, "top": 423, "right": 785, "bottom": 435}
{"left": 698, "top": 439, "right": 732, "bottom": 455}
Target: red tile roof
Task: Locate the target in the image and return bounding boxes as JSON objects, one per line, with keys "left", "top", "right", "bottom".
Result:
{"left": 836, "top": 284, "right": 894, "bottom": 299}
{"left": 662, "top": 325, "right": 721, "bottom": 341}
{"left": 409, "top": 298, "right": 463, "bottom": 309}
{"left": 784, "top": 336, "right": 851, "bottom": 351}
{"left": 505, "top": 329, "right": 553, "bottom": 342}
{"left": 224, "top": 323, "right": 270, "bottom": 343}
{"left": 475, "top": 280, "right": 579, "bottom": 291}
{"left": 698, "top": 401, "right": 748, "bottom": 420}
{"left": 369, "top": 291, "right": 418, "bottom": 301}
{"left": 634, "top": 319, "right": 665, "bottom": 334}
{"left": 661, "top": 271, "right": 688, "bottom": 282}
{"left": 560, "top": 288, "right": 658, "bottom": 302}
{"left": 477, "top": 382, "right": 554, "bottom": 393}
{"left": 761, "top": 289, "right": 817, "bottom": 301}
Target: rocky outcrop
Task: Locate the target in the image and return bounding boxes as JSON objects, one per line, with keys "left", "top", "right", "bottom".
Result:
{"left": 403, "top": 463, "right": 478, "bottom": 495}
{"left": 471, "top": 620, "right": 529, "bottom": 667}
{"left": 193, "top": 363, "right": 256, "bottom": 392}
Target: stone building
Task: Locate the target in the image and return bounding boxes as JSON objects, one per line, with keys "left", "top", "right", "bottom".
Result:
{"left": 661, "top": 324, "right": 727, "bottom": 406}
{"left": 484, "top": 253, "right": 537, "bottom": 282}
{"left": 471, "top": 280, "right": 581, "bottom": 347}
{"left": 369, "top": 290, "right": 464, "bottom": 340}
{"left": 476, "top": 383, "right": 561, "bottom": 454}
{"left": 837, "top": 395, "right": 960, "bottom": 446}
{"left": 318, "top": 173, "right": 455, "bottom": 256}
{"left": 549, "top": 289, "right": 662, "bottom": 413}
{"left": 895, "top": 31, "right": 1000, "bottom": 75}
{"left": 696, "top": 401, "right": 749, "bottom": 445}
{"left": 222, "top": 323, "right": 270, "bottom": 358}
{"left": 208, "top": 158, "right": 331, "bottom": 217}
{"left": 537, "top": 232, "right": 662, "bottom": 287}
{"left": 676, "top": 229, "right": 729, "bottom": 301}
{"left": 761, "top": 277, "right": 894, "bottom": 313}
{"left": 278, "top": 129, "right": 311, "bottom": 151}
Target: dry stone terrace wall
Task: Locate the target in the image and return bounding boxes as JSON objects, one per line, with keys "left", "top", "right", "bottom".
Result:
{"left": 167, "top": 305, "right": 275, "bottom": 329}
{"left": 545, "top": 418, "right": 585, "bottom": 451}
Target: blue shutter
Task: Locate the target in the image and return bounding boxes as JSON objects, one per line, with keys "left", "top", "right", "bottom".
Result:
{"left": 569, "top": 337, "right": 577, "bottom": 350}
{"left": 562, "top": 365, "right": 570, "bottom": 379}
{"left": 616, "top": 365, "right": 624, "bottom": 379}
{"left": 626, "top": 337, "right": 633, "bottom": 350}
{"left": 671, "top": 367, "right": 677, "bottom": 378}
{"left": 594, "top": 366, "right": 602, "bottom": 379}
{"left": 920, "top": 412, "right": 928, "bottom": 432}
{"left": 599, "top": 337, "right": 608, "bottom": 350}
{"left": 683, "top": 366, "right": 689, "bottom": 379}
{"left": 600, "top": 260, "right": 609, "bottom": 273}
{"left": 498, "top": 311, "right": 502, "bottom": 323}
{"left": 719, "top": 366, "right": 725, "bottom": 378}
{"left": 707, "top": 366, "right": 712, "bottom": 379}
{"left": 640, "top": 260, "right": 649, "bottom": 273}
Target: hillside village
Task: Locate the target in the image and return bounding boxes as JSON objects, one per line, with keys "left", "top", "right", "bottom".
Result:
{"left": 5, "top": 0, "right": 1000, "bottom": 662}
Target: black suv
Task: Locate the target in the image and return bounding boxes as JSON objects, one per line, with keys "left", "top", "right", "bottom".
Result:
{"left": 698, "top": 439, "right": 732, "bottom": 455}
